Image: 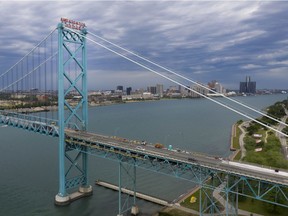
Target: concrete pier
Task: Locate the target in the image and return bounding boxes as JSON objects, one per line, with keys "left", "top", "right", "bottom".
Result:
{"left": 55, "top": 185, "right": 93, "bottom": 206}
{"left": 131, "top": 205, "right": 139, "bottom": 215}
{"left": 95, "top": 180, "right": 171, "bottom": 207}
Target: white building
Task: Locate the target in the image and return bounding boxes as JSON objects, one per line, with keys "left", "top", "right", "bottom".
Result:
{"left": 156, "top": 84, "right": 164, "bottom": 97}
{"left": 191, "top": 84, "right": 209, "bottom": 98}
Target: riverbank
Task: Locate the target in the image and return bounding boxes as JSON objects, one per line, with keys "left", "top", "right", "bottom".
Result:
{"left": 165, "top": 99, "right": 288, "bottom": 216}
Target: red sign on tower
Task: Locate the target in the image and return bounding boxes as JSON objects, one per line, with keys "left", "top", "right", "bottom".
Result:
{"left": 61, "top": 18, "right": 86, "bottom": 31}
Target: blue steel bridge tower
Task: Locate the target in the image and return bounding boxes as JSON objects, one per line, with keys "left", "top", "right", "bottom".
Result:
{"left": 55, "top": 20, "right": 92, "bottom": 205}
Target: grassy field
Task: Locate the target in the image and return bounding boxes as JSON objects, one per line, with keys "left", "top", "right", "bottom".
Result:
{"left": 180, "top": 189, "right": 201, "bottom": 211}
{"left": 179, "top": 183, "right": 287, "bottom": 216}
{"left": 232, "top": 124, "right": 242, "bottom": 150}
{"left": 243, "top": 130, "right": 288, "bottom": 169}
{"left": 176, "top": 116, "right": 288, "bottom": 216}
{"left": 233, "top": 150, "right": 242, "bottom": 161}
{"left": 158, "top": 208, "right": 196, "bottom": 216}
{"left": 238, "top": 196, "right": 288, "bottom": 216}
{"left": 232, "top": 123, "right": 242, "bottom": 161}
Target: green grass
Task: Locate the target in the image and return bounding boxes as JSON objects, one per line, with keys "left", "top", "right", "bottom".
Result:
{"left": 233, "top": 125, "right": 242, "bottom": 149}
{"left": 233, "top": 150, "right": 242, "bottom": 161}
{"left": 179, "top": 184, "right": 288, "bottom": 216}
{"left": 180, "top": 189, "right": 201, "bottom": 211}
{"left": 238, "top": 196, "right": 288, "bottom": 216}
{"left": 243, "top": 132, "right": 288, "bottom": 169}
{"left": 178, "top": 117, "right": 288, "bottom": 216}
{"left": 180, "top": 185, "right": 218, "bottom": 212}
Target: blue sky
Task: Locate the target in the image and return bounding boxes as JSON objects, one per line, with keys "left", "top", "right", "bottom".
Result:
{"left": 0, "top": 0, "right": 288, "bottom": 90}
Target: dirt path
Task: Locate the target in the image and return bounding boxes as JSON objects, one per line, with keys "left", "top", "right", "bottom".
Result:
{"left": 239, "top": 121, "right": 249, "bottom": 160}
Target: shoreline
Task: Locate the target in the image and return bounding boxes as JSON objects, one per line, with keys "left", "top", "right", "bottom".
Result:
{"left": 2, "top": 93, "right": 286, "bottom": 114}
{"left": 175, "top": 121, "right": 241, "bottom": 200}
{"left": 172, "top": 120, "right": 244, "bottom": 212}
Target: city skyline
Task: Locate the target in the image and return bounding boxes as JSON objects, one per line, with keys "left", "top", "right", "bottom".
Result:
{"left": 0, "top": 1, "right": 288, "bottom": 90}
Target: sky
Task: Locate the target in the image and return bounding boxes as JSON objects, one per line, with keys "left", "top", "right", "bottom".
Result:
{"left": 0, "top": 0, "right": 288, "bottom": 90}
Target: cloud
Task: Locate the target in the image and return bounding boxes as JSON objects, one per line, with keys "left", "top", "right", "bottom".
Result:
{"left": 257, "top": 50, "right": 288, "bottom": 60}
{"left": 0, "top": 1, "right": 288, "bottom": 90}
{"left": 241, "top": 64, "right": 263, "bottom": 69}
{"left": 257, "top": 67, "right": 288, "bottom": 81}
{"left": 268, "top": 60, "right": 288, "bottom": 66}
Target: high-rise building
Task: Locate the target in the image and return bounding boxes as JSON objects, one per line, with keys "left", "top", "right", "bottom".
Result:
{"left": 239, "top": 76, "right": 256, "bottom": 94}
{"left": 156, "top": 84, "right": 164, "bottom": 97}
{"left": 126, "top": 87, "right": 132, "bottom": 95}
{"left": 116, "top": 85, "right": 124, "bottom": 91}
{"left": 147, "top": 86, "right": 157, "bottom": 94}
{"left": 214, "top": 82, "right": 226, "bottom": 94}
{"left": 207, "top": 80, "right": 226, "bottom": 94}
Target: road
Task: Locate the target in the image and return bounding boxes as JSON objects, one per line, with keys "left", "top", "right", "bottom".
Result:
{"left": 65, "top": 129, "right": 288, "bottom": 186}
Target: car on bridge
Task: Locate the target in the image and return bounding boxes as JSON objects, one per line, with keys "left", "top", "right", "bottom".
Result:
{"left": 136, "top": 146, "right": 145, "bottom": 151}
{"left": 188, "top": 158, "right": 197, "bottom": 162}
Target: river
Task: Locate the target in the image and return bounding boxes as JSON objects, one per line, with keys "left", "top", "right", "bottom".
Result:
{"left": 0, "top": 94, "right": 287, "bottom": 216}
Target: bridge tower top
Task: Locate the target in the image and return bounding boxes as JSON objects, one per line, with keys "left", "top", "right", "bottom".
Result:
{"left": 57, "top": 18, "right": 88, "bottom": 131}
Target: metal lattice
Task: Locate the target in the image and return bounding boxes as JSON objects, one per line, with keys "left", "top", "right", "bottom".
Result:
{"left": 55, "top": 22, "right": 91, "bottom": 203}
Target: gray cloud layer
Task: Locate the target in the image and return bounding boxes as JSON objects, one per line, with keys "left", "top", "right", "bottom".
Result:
{"left": 1, "top": 1, "right": 288, "bottom": 90}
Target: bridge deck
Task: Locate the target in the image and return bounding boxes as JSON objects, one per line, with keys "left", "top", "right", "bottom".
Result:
{"left": 65, "top": 129, "right": 288, "bottom": 186}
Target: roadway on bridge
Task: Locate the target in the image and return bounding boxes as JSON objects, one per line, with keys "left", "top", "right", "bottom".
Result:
{"left": 65, "top": 129, "right": 288, "bottom": 186}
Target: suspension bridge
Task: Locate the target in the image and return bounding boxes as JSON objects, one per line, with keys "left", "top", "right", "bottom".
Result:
{"left": 0, "top": 18, "right": 288, "bottom": 216}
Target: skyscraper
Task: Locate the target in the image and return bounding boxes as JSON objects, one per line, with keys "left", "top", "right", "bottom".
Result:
{"left": 239, "top": 76, "right": 256, "bottom": 94}
{"left": 126, "top": 87, "right": 132, "bottom": 95}
{"left": 156, "top": 84, "right": 164, "bottom": 97}
{"left": 147, "top": 86, "right": 157, "bottom": 94}
{"left": 116, "top": 85, "right": 124, "bottom": 92}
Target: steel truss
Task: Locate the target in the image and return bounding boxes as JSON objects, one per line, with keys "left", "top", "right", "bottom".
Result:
{"left": 117, "top": 160, "right": 137, "bottom": 216}
{"left": 65, "top": 136, "right": 288, "bottom": 214}
{"left": 55, "top": 22, "right": 91, "bottom": 204}
{"left": 0, "top": 111, "right": 58, "bottom": 136}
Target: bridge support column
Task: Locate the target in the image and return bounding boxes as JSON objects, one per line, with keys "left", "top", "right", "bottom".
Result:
{"left": 55, "top": 194, "right": 70, "bottom": 206}
{"left": 117, "top": 160, "right": 138, "bottom": 216}
{"left": 199, "top": 171, "right": 224, "bottom": 215}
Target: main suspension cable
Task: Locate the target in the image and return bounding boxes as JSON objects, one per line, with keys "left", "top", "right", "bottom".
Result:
{"left": 87, "top": 30, "right": 288, "bottom": 128}
{"left": 68, "top": 27, "right": 288, "bottom": 137}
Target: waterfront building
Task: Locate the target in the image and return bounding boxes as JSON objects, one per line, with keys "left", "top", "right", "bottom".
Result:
{"left": 168, "top": 86, "right": 178, "bottom": 91}
{"left": 239, "top": 76, "right": 256, "bottom": 94}
{"left": 126, "top": 87, "right": 132, "bottom": 95}
{"left": 180, "top": 85, "right": 191, "bottom": 96}
{"left": 208, "top": 80, "right": 226, "bottom": 94}
{"left": 191, "top": 83, "right": 209, "bottom": 98}
{"left": 142, "top": 92, "right": 153, "bottom": 99}
{"left": 147, "top": 86, "right": 157, "bottom": 94}
{"left": 215, "top": 82, "right": 226, "bottom": 94}
{"left": 116, "top": 85, "right": 124, "bottom": 92}
{"left": 156, "top": 84, "right": 164, "bottom": 97}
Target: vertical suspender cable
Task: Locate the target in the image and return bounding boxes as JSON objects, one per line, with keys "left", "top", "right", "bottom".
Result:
{"left": 51, "top": 32, "right": 54, "bottom": 121}
{"left": 74, "top": 39, "right": 77, "bottom": 126}
{"left": 38, "top": 43, "right": 41, "bottom": 119}
{"left": 44, "top": 38, "right": 47, "bottom": 121}
{"left": 21, "top": 60, "right": 23, "bottom": 97}
{"left": 31, "top": 50, "right": 34, "bottom": 106}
